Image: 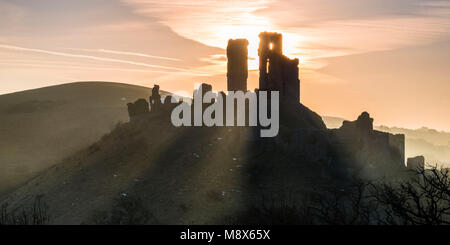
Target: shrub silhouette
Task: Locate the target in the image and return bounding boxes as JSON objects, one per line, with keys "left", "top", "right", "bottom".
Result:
{"left": 224, "top": 165, "right": 450, "bottom": 225}
{"left": 0, "top": 195, "right": 50, "bottom": 225}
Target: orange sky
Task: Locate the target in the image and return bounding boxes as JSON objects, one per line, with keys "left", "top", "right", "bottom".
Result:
{"left": 1, "top": 0, "right": 449, "bottom": 131}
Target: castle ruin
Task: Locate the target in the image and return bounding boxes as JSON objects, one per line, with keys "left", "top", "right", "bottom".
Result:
{"left": 407, "top": 156, "right": 425, "bottom": 170}
{"left": 126, "top": 31, "right": 408, "bottom": 173}
{"left": 227, "top": 39, "right": 249, "bottom": 92}
{"left": 225, "top": 32, "right": 300, "bottom": 104}
{"left": 331, "top": 112, "right": 406, "bottom": 171}
{"left": 258, "top": 32, "right": 300, "bottom": 104}
{"left": 149, "top": 85, "right": 162, "bottom": 113}
{"left": 129, "top": 31, "right": 303, "bottom": 121}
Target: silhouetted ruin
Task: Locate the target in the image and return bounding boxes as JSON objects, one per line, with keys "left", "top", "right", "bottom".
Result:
{"left": 340, "top": 112, "right": 374, "bottom": 132}
{"left": 258, "top": 32, "right": 300, "bottom": 104}
{"left": 227, "top": 39, "right": 249, "bottom": 92}
{"left": 331, "top": 112, "right": 405, "bottom": 173}
{"left": 127, "top": 83, "right": 185, "bottom": 121}
{"left": 149, "top": 84, "right": 162, "bottom": 113}
{"left": 127, "top": 98, "right": 149, "bottom": 118}
{"left": 128, "top": 31, "right": 303, "bottom": 122}
{"left": 196, "top": 83, "right": 213, "bottom": 98}
{"left": 126, "top": 32, "right": 410, "bottom": 174}
{"left": 407, "top": 155, "right": 425, "bottom": 170}
{"left": 192, "top": 83, "right": 214, "bottom": 121}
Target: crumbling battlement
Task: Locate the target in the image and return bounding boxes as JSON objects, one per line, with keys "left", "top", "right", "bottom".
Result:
{"left": 340, "top": 112, "right": 374, "bottom": 133}
{"left": 127, "top": 99, "right": 149, "bottom": 119}
{"left": 331, "top": 112, "right": 406, "bottom": 169}
{"left": 224, "top": 32, "right": 301, "bottom": 104}
{"left": 149, "top": 84, "right": 162, "bottom": 113}
{"left": 407, "top": 156, "right": 425, "bottom": 170}
{"left": 193, "top": 83, "right": 213, "bottom": 116}
{"left": 127, "top": 84, "right": 174, "bottom": 121}
{"left": 258, "top": 32, "right": 300, "bottom": 104}
{"left": 227, "top": 39, "right": 249, "bottom": 92}
{"left": 389, "top": 133, "right": 406, "bottom": 167}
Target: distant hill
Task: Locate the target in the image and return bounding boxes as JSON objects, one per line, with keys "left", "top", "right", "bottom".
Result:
{"left": 320, "top": 116, "right": 345, "bottom": 129}
{"left": 0, "top": 82, "right": 170, "bottom": 194}
{"left": 322, "top": 116, "right": 450, "bottom": 166}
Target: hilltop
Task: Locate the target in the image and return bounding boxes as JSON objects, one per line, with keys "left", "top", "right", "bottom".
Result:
{"left": 0, "top": 109, "right": 339, "bottom": 224}
{"left": 0, "top": 81, "right": 170, "bottom": 194}
{"left": 0, "top": 79, "right": 338, "bottom": 224}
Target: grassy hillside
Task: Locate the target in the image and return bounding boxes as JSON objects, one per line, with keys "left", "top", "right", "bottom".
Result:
{"left": 0, "top": 102, "right": 336, "bottom": 224}
{"left": 0, "top": 82, "right": 169, "bottom": 194}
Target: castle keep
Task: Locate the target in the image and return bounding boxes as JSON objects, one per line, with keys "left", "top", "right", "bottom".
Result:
{"left": 225, "top": 32, "right": 300, "bottom": 104}
{"left": 258, "top": 32, "right": 300, "bottom": 104}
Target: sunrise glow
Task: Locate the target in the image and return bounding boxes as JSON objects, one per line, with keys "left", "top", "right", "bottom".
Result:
{"left": 1, "top": 0, "right": 449, "bottom": 131}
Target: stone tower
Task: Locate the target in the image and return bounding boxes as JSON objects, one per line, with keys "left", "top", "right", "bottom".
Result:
{"left": 227, "top": 39, "right": 249, "bottom": 92}
{"left": 258, "top": 32, "right": 300, "bottom": 104}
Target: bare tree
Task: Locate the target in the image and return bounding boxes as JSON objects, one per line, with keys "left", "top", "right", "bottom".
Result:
{"left": 310, "top": 179, "right": 380, "bottom": 225}
{"left": 371, "top": 165, "right": 450, "bottom": 225}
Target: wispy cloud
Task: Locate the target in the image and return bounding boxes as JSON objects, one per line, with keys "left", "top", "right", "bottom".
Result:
{"left": 0, "top": 44, "right": 206, "bottom": 75}
{"left": 66, "top": 48, "right": 181, "bottom": 61}
{"left": 123, "top": 0, "right": 450, "bottom": 62}
{"left": 123, "top": 0, "right": 273, "bottom": 65}
{"left": 0, "top": 62, "right": 194, "bottom": 75}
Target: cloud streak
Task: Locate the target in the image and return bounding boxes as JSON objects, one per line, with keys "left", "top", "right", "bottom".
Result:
{"left": 0, "top": 44, "right": 206, "bottom": 76}
{"left": 123, "top": 0, "right": 450, "bottom": 62}
{"left": 66, "top": 48, "right": 181, "bottom": 61}
{"left": 0, "top": 62, "right": 194, "bottom": 75}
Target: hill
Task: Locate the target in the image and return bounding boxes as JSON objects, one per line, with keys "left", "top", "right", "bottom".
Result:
{"left": 0, "top": 82, "right": 170, "bottom": 194}
{"left": 0, "top": 99, "right": 337, "bottom": 224}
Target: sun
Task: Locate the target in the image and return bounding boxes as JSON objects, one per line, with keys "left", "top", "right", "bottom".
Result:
{"left": 217, "top": 21, "right": 271, "bottom": 70}
{"left": 216, "top": 22, "right": 305, "bottom": 71}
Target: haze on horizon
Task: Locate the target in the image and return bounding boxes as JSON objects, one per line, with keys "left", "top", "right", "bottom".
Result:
{"left": 1, "top": 0, "right": 449, "bottom": 131}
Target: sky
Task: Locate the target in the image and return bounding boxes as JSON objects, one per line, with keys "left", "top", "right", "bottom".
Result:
{"left": 0, "top": 0, "right": 449, "bottom": 131}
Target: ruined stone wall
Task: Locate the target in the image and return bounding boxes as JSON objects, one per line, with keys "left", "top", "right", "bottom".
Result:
{"left": 149, "top": 84, "right": 162, "bottom": 113}
{"left": 407, "top": 156, "right": 425, "bottom": 170}
{"left": 192, "top": 83, "right": 213, "bottom": 119}
{"left": 282, "top": 58, "right": 300, "bottom": 104}
{"left": 258, "top": 32, "right": 300, "bottom": 104}
{"left": 389, "top": 134, "right": 406, "bottom": 167}
{"left": 259, "top": 32, "right": 283, "bottom": 92}
{"left": 127, "top": 84, "right": 177, "bottom": 121}
{"left": 127, "top": 98, "right": 149, "bottom": 119}
{"left": 331, "top": 112, "right": 406, "bottom": 172}
{"left": 227, "top": 39, "right": 249, "bottom": 92}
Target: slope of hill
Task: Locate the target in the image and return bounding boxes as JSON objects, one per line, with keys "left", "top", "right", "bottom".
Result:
{"left": 0, "top": 101, "right": 337, "bottom": 224}
{"left": 0, "top": 82, "right": 170, "bottom": 194}
{"left": 322, "top": 116, "right": 450, "bottom": 166}
{"left": 2, "top": 84, "right": 446, "bottom": 224}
